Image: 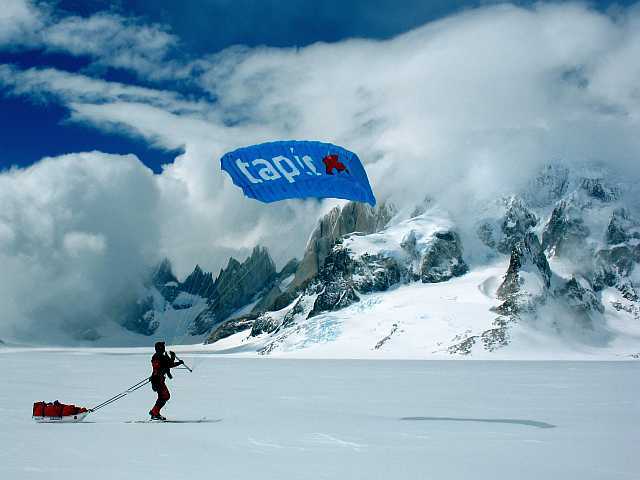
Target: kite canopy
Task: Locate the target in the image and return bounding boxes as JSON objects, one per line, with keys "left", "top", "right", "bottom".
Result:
{"left": 220, "top": 140, "right": 376, "bottom": 206}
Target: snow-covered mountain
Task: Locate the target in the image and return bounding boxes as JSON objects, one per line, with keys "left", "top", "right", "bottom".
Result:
{"left": 202, "top": 164, "right": 640, "bottom": 358}
{"left": 114, "top": 246, "right": 297, "bottom": 344}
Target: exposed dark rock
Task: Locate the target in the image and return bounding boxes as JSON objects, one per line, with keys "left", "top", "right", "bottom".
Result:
{"left": 592, "top": 246, "right": 637, "bottom": 290}
{"left": 399, "top": 230, "right": 424, "bottom": 281}
{"left": 122, "top": 259, "right": 178, "bottom": 337}
{"left": 181, "top": 265, "right": 215, "bottom": 298}
{"left": 606, "top": 208, "right": 640, "bottom": 245}
{"left": 545, "top": 277, "right": 607, "bottom": 332}
{"left": 190, "top": 246, "right": 277, "bottom": 335}
{"left": 268, "top": 288, "right": 303, "bottom": 314}
{"left": 249, "top": 295, "right": 307, "bottom": 337}
{"left": 498, "top": 198, "right": 537, "bottom": 254}
{"left": 448, "top": 336, "right": 477, "bottom": 355}
{"left": 556, "top": 277, "right": 604, "bottom": 317}
{"left": 252, "top": 258, "right": 300, "bottom": 314}
{"left": 256, "top": 203, "right": 392, "bottom": 314}
{"left": 612, "top": 298, "right": 640, "bottom": 322}
{"left": 478, "top": 196, "right": 538, "bottom": 255}
{"left": 496, "top": 232, "right": 550, "bottom": 315}
{"left": 352, "top": 254, "right": 403, "bottom": 293}
{"left": 607, "top": 208, "right": 631, "bottom": 244}
{"left": 481, "top": 317, "right": 514, "bottom": 351}
{"left": 291, "top": 202, "right": 394, "bottom": 289}
{"left": 152, "top": 258, "right": 177, "bottom": 285}
{"left": 314, "top": 245, "right": 353, "bottom": 282}
{"left": 448, "top": 317, "right": 515, "bottom": 355}
{"left": 308, "top": 247, "right": 360, "bottom": 318}
{"left": 580, "top": 178, "right": 618, "bottom": 202}
{"left": 542, "top": 199, "right": 590, "bottom": 258}
{"left": 205, "top": 313, "right": 258, "bottom": 344}
{"left": 250, "top": 313, "right": 281, "bottom": 336}
{"left": 421, "top": 231, "right": 468, "bottom": 283}
{"left": 121, "top": 295, "right": 159, "bottom": 336}
{"left": 277, "top": 296, "right": 305, "bottom": 330}
{"left": 307, "top": 247, "right": 359, "bottom": 317}
{"left": 492, "top": 296, "right": 530, "bottom": 316}
{"left": 619, "top": 282, "right": 640, "bottom": 303}
{"left": 374, "top": 323, "right": 398, "bottom": 350}
{"left": 152, "top": 258, "right": 180, "bottom": 303}
{"left": 250, "top": 296, "right": 313, "bottom": 350}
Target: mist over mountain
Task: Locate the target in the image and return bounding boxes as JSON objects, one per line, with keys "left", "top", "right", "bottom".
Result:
{"left": 17, "top": 161, "right": 633, "bottom": 358}
{"left": 202, "top": 163, "right": 640, "bottom": 358}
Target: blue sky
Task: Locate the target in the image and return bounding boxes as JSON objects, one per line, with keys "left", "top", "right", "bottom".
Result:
{"left": 0, "top": 0, "right": 635, "bottom": 173}
{"left": 0, "top": 0, "right": 531, "bottom": 172}
{"left": 2, "top": 0, "right": 513, "bottom": 172}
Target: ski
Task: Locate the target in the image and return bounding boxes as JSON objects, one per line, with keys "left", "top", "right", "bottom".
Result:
{"left": 126, "top": 417, "right": 221, "bottom": 424}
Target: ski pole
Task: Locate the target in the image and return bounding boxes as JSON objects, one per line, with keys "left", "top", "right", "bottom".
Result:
{"left": 175, "top": 354, "right": 192, "bottom": 372}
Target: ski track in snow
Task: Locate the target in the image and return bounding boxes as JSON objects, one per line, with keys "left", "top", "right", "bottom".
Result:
{"left": 309, "top": 433, "right": 367, "bottom": 451}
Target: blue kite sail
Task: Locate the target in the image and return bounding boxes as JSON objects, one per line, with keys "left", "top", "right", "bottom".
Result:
{"left": 220, "top": 141, "right": 376, "bottom": 206}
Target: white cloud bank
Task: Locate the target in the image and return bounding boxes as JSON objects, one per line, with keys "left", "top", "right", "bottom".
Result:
{"left": 1, "top": 2, "right": 640, "bottom": 342}
{"left": 0, "top": 153, "right": 161, "bottom": 342}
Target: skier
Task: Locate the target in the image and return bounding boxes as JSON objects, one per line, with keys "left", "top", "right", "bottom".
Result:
{"left": 149, "top": 341, "right": 183, "bottom": 420}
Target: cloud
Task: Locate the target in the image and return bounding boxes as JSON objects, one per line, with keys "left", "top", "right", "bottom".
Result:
{"left": 0, "top": 1, "right": 184, "bottom": 80}
{"left": 42, "top": 11, "right": 181, "bottom": 78}
{"left": 63, "top": 231, "right": 107, "bottom": 257}
{"left": 0, "top": 152, "right": 162, "bottom": 343}
{"left": 0, "top": 0, "right": 44, "bottom": 47}
{"left": 0, "top": 64, "right": 212, "bottom": 123}
{"left": 1, "top": 2, "right": 640, "bottom": 343}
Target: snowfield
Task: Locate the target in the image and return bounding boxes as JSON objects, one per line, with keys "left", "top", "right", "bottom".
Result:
{"left": 1, "top": 349, "right": 638, "bottom": 480}
{"left": 204, "top": 262, "right": 640, "bottom": 360}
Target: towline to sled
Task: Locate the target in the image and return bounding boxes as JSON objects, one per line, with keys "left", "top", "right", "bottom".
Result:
{"left": 32, "top": 357, "right": 192, "bottom": 423}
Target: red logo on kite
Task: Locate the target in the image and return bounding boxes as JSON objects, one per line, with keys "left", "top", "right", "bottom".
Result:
{"left": 322, "top": 154, "right": 349, "bottom": 175}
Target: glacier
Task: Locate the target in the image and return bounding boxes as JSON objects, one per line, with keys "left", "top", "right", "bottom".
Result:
{"left": 1, "top": 348, "right": 638, "bottom": 480}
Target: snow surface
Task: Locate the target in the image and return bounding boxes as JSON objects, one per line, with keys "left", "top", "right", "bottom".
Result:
{"left": 1, "top": 349, "right": 638, "bottom": 480}
{"left": 203, "top": 263, "right": 640, "bottom": 360}
{"left": 343, "top": 207, "right": 453, "bottom": 261}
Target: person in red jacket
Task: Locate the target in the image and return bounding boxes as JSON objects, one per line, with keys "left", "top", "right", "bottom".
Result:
{"left": 149, "top": 341, "right": 183, "bottom": 420}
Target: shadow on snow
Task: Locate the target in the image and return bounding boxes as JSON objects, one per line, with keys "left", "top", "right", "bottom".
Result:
{"left": 400, "top": 416, "right": 556, "bottom": 429}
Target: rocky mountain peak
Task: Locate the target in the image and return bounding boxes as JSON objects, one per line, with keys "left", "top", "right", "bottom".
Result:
{"left": 579, "top": 177, "right": 618, "bottom": 202}
{"left": 478, "top": 195, "right": 538, "bottom": 255}
{"left": 290, "top": 201, "right": 395, "bottom": 290}
{"left": 421, "top": 231, "right": 468, "bottom": 283}
{"left": 542, "top": 198, "right": 590, "bottom": 259}
{"left": 606, "top": 208, "right": 639, "bottom": 245}
{"left": 523, "top": 163, "right": 571, "bottom": 207}
{"left": 189, "top": 246, "right": 278, "bottom": 335}
{"left": 152, "top": 258, "right": 177, "bottom": 287}
{"left": 181, "top": 264, "right": 215, "bottom": 298}
{"left": 496, "top": 232, "right": 551, "bottom": 314}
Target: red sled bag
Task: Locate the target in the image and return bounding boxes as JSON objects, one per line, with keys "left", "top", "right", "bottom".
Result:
{"left": 44, "top": 401, "right": 64, "bottom": 417}
{"left": 33, "top": 400, "right": 91, "bottom": 422}
{"left": 62, "top": 404, "right": 78, "bottom": 416}
{"left": 32, "top": 401, "right": 45, "bottom": 417}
